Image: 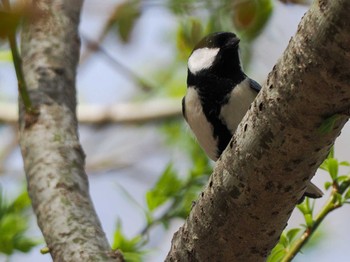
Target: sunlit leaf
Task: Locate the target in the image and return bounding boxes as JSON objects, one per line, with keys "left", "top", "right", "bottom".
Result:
{"left": 0, "top": 50, "right": 12, "bottom": 61}
{"left": 112, "top": 221, "right": 142, "bottom": 252}
{"left": 339, "top": 161, "right": 350, "bottom": 166}
{"left": 266, "top": 243, "right": 285, "bottom": 262}
{"left": 304, "top": 214, "right": 314, "bottom": 228}
{"left": 146, "top": 163, "right": 182, "bottom": 211}
{"left": 286, "top": 228, "right": 301, "bottom": 242}
{"left": 335, "top": 176, "right": 349, "bottom": 183}
{"left": 279, "top": 232, "right": 288, "bottom": 248}
{"left": 109, "top": 0, "right": 141, "bottom": 43}
{"left": 112, "top": 221, "right": 146, "bottom": 262}
{"left": 176, "top": 18, "right": 204, "bottom": 59}
{"left": 0, "top": 186, "right": 39, "bottom": 255}
{"left": 327, "top": 158, "right": 339, "bottom": 180}
{"left": 324, "top": 181, "right": 332, "bottom": 190}
{"left": 232, "top": 0, "right": 273, "bottom": 41}
{"left": 344, "top": 189, "right": 350, "bottom": 200}
{"left": 8, "top": 190, "right": 31, "bottom": 213}
{"left": 168, "top": 0, "right": 196, "bottom": 14}
{"left": 333, "top": 192, "right": 343, "bottom": 205}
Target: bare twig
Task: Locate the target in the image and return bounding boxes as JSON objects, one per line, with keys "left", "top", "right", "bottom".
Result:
{"left": 81, "top": 35, "right": 156, "bottom": 91}
{"left": 0, "top": 99, "right": 181, "bottom": 124}
{"left": 1, "top": 0, "right": 35, "bottom": 114}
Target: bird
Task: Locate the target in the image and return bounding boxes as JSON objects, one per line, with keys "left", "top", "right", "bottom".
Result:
{"left": 182, "top": 31, "right": 323, "bottom": 199}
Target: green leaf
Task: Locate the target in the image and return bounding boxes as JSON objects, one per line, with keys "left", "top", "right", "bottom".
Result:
{"left": 324, "top": 181, "right": 332, "bottom": 190}
{"left": 112, "top": 221, "right": 147, "bottom": 262}
{"left": 176, "top": 18, "right": 204, "bottom": 59}
{"left": 333, "top": 192, "right": 343, "bottom": 205}
{"left": 112, "top": 221, "right": 142, "bottom": 252}
{"left": 297, "top": 203, "right": 307, "bottom": 214}
{"left": 304, "top": 214, "right": 314, "bottom": 228}
{"left": 0, "top": 50, "right": 12, "bottom": 61}
{"left": 8, "top": 190, "right": 31, "bottom": 213}
{"left": 320, "top": 157, "right": 339, "bottom": 180}
{"left": 109, "top": 1, "right": 141, "bottom": 43}
{"left": 168, "top": 0, "right": 196, "bottom": 14}
{"left": 266, "top": 243, "right": 286, "bottom": 262}
{"left": 13, "top": 237, "right": 39, "bottom": 253}
{"left": 232, "top": 0, "right": 273, "bottom": 41}
{"left": 279, "top": 232, "right": 288, "bottom": 248}
{"left": 0, "top": 214, "right": 28, "bottom": 255}
{"left": 123, "top": 252, "right": 144, "bottom": 262}
{"left": 298, "top": 198, "right": 314, "bottom": 216}
{"left": 146, "top": 163, "right": 182, "bottom": 211}
{"left": 170, "top": 184, "right": 201, "bottom": 219}
{"left": 327, "top": 146, "right": 334, "bottom": 159}
{"left": 327, "top": 158, "right": 339, "bottom": 180}
{"left": 335, "top": 175, "right": 349, "bottom": 183}
{"left": 0, "top": 186, "right": 39, "bottom": 255}
{"left": 339, "top": 161, "right": 350, "bottom": 166}
{"left": 344, "top": 189, "right": 350, "bottom": 200}
{"left": 319, "top": 162, "right": 327, "bottom": 171}
{"left": 286, "top": 228, "right": 301, "bottom": 242}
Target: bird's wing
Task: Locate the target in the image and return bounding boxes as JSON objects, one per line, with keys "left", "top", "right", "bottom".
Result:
{"left": 182, "top": 97, "right": 187, "bottom": 120}
{"left": 249, "top": 78, "right": 261, "bottom": 93}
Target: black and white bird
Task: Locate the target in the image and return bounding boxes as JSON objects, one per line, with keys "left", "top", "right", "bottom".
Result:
{"left": 182, "top": 31, "right": 322, "bottom": 199}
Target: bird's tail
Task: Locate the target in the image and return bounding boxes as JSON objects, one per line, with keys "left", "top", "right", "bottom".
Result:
{"left": 304, "top": 182, "right": 323, "bottom": 198}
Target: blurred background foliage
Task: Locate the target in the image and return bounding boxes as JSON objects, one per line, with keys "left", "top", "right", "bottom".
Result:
{"left": 2, "top": 0, "right": 346, "bottom": 262}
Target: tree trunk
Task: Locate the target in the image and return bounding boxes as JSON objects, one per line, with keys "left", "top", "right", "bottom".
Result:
{"left": 19, "top": 1, "right": 122, "bottom": 261}
{"left": 166, "top": 0, "right": 350, "bottom": 261}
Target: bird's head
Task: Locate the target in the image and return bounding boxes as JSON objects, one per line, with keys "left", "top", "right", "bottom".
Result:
{"left": 187, "top": 32, "right": 242, "bottom": 77}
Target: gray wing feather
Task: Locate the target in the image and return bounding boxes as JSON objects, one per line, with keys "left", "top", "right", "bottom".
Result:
{"left": 249, "top": 78, "right": 261, "bottom": 93}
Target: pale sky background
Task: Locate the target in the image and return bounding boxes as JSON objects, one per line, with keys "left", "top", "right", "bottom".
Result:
{"left": 0, "top": 1, "right": 349, "bottom": 261}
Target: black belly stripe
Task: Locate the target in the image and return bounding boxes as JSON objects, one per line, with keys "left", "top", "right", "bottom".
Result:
{"left": 187, "top": 70, "right": 259, "bottom": 159}
{"left": 200, "top": 95, "right": 232, "bottom": 159}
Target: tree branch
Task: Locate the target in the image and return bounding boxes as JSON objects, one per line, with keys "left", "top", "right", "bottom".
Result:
{"left": 19, "top": 1, "right": 122, "bottom": 261}
{"left": 166, "top": 0, "right": 350, "bottom": 261}
{"left": 0, "top": 99, "right": 181, "bottom": 124}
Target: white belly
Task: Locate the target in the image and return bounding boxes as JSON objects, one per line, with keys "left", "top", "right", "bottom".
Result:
{"left": 184, "top": 88, "right": 218, "bottom": 160}
{"left": 220, "top": 78, "right": 257, "bottom": 133}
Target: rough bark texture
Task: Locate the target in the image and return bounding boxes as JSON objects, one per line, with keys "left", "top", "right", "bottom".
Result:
{"left": 19, "top": 1, "right": 122, "bottom": 261}
{"left": 166, "top": 0, "right": 350, "bottom": 261}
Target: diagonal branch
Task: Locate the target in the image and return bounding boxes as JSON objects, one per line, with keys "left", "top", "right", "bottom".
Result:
{"left": 18, "top": 1, "right": 122, "bottom": 261}
{"left": 166, "top": 0, "right": 350, "bottom": 261}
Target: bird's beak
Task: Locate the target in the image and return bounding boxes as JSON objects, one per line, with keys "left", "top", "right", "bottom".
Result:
{"left": 225, "top": 38, "right": 240, "bottom": 49}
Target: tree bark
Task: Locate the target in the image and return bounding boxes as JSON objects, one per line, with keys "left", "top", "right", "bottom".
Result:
{"left": 166, "top": 0, "right": 350, "bottom": 261}
{"left": 19, "top": 1, "right": 122, "bottom": 261}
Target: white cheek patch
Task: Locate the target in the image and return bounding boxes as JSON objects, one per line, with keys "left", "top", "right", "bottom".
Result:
{"left": 188, "top": 47, "right": 219, "bottom": 74}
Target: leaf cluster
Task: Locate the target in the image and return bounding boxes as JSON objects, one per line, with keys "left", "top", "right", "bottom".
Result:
{"left": 268, "top": 148, "right": 350, "bottom": 262}
{"left": 112, "top": 120, "right": 212, "bottom": 261}
{"left": 0, "top": 186, "right": 40, "bottom": 257}
{"left": 105, "top": 0, "right": 273, "bottom": 46}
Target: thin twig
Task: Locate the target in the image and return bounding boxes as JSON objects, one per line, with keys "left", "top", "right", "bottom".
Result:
{"left": 81, "top": 34, "right": 156, "bottom": 92}
{"left": 2, "top": 0, "right": 35, "bottom": 113}
{"left": 282, "top": 180, "right": 349, "bottom": 262}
